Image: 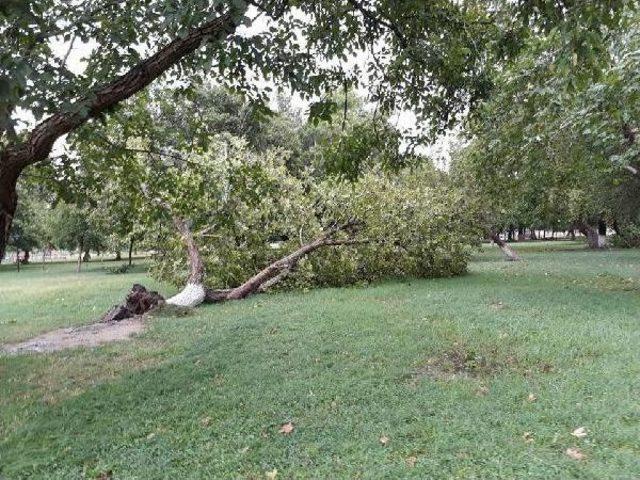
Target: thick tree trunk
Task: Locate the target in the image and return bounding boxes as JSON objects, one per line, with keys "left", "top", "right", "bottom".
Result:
{"left": 577, "top": 223, "right": 606, "bottom": 249}
{"left": 517, "top": 226, "right": 525, "bottom": 242}
{"left": 0, "top": 11, "right": 238, "bottom": 262}
{"left": 490, "top": 232, "right": 521, "bottom": 261}
{"left": 21, "top": 250, "right": 30, "bottom": 264}
{"left": 530, "top": 228, "right": 537, "bottom": 240}
{"left": 15, "top": 248, "right": 20, "bottom": 272}
{"left": 165, "top": 216, "right": 206, "bottom": 308}
{"left": 0, "top": 160, "right": 19, "bottom": 262}
{"left": 115, "top": 251, "right": 122, "bottom": 261}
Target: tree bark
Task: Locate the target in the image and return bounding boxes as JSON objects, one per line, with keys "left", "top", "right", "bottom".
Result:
{"left": 577, "top": 223, "right": 606, "bottom": 249}
{"left": 165, "top": 215, "right": 207, "bottom": 308}
{"left": 490, "top": 231, "right": 521, "bottom": 261}
{"left": 128, "top": 236, "right": 135, "bottom": 266}
{"left": 0, "top": 161, "right": 19, "bottom": 263}
{"left": 0, "top": 11, "right": 239, "bottom": 262}
{"left": 206, "top": 228, "right": 366, "bottom": 303}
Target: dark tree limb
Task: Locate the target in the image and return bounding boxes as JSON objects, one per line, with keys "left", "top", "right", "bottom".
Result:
{"left": 0, "top": 10, "right": 239, "bottom": 261}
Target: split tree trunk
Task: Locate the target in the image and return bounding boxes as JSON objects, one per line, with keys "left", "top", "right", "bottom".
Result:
{"left": 164, "top": 215, "right": 207, "bottom": 308}
{"left": 490, "top": 231, "right": 521, "bottom": 261}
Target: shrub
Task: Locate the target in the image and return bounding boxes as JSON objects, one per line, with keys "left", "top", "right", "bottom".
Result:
{"left": 611, "top": 224, "right": 640, "bottom": 248}
{"left": 106, "top": 263, "right": 133, "bottom": 274}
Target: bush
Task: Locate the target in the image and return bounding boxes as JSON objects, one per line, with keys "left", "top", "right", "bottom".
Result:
{"left": 611, "top": 224, "right": 640, "bottom": 248}
{"left": 106, "top": 263, "right": 133, "bottom": 274}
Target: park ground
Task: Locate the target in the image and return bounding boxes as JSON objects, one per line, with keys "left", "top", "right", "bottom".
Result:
{"left": 0, "top": 242, "right": 639, "bottom": 479}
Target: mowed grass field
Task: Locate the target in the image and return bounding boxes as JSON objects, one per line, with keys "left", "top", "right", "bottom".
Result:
{"left": 0, "top": 242, "right": 639, "bottom": 479}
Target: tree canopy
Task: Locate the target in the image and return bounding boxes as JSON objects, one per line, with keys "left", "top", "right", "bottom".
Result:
{"left": 1, "top": 0, "right": 634, "bottom": 259}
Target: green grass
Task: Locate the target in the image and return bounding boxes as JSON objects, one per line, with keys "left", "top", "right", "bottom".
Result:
{"left": 1, "top": 242, "right": 639, "bottom": 479}
{"left": 0, "top": 259, "right": 174, "bottom": 343}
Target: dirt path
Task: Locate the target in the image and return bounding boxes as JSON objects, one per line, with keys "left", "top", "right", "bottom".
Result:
{"left": 1, "top": 318, "right": 145, "bottom": 354}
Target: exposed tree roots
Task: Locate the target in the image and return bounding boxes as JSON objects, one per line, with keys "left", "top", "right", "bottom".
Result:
{"left": 101, "top": 284, "right": 165, "bottom": 322}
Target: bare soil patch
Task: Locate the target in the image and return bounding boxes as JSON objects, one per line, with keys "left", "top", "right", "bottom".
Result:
{"left": 413, "top": 345, "right": 505, "bottom": 381}
{"left": 409, "top": 343, "right": 554, "bottom": 385}
{"left": 1, "top": 318, "right": 145, "bottom": 354}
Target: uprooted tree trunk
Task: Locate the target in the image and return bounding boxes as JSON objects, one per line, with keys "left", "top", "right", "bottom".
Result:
{"left": 489, "top": 231, "right": 521, "bottom": 261}
{"left": 101, "top": 284, "right": 165, "bottom": 322}
{"left": 140, "top": 184, "right": 207, "bottom": 309}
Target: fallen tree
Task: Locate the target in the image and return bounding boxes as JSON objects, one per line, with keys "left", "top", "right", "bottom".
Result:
{"left": 102, "top": 220, "right": 365, "bottom": 320}
{"left": 99, "top": 145, "right": 481, "bottom": 321}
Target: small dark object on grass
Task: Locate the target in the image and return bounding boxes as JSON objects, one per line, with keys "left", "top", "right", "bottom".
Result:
{"left": 101, "top": 284, "right": 165, "bottom": 322}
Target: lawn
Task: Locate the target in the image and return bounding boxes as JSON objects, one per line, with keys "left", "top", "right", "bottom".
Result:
{"left": 1, "top": 242, "right": 639, "bottom": 479}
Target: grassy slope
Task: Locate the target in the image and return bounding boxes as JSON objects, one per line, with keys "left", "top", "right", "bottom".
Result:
{"left": 0, "top": 242, "right": 639, "bottom": 479}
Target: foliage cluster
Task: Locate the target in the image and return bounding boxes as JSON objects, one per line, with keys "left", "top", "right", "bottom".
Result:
{"left": 452, "top": 11, "right": 640, "bottom": 236}
{"left": 145, "top": 136, "right": 480, "bottom": 289}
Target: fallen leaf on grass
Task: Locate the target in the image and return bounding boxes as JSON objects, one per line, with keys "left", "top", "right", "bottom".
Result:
{"left": 405, "top": 456, "right": 417, "bottom": 467}
{"left": 475, "top": 385, "right": 490, "bottom": 396}
{"left": 522, "top": 432, "right": 534, "bottom": 443}
{"left": 571, "top": 427, "right": 588, "bottom": 438}
{"left": 527, "top": 393, "right": 537, "bottom": 402}
{"left": 279, "top": 422, "right": 294, "bottom": 434}
{"left": 379, "top": 435, "right": 390, "bottom": 446}
{"left": 265, "top": 468, "right": 278, "bottom": 479}
{"left": 565, "top": 447, "right": 585, "bottom": 460}
{"left": 200, "top": 416, "right": 212, "bottom": 427}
